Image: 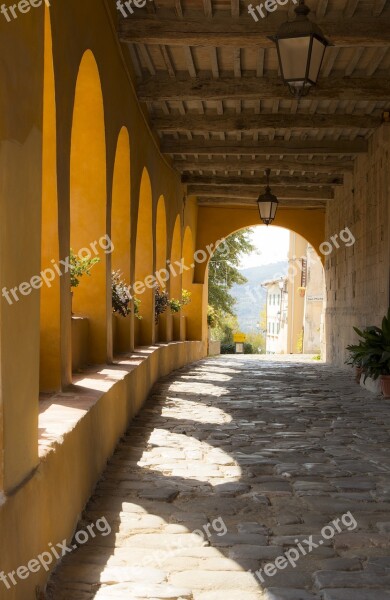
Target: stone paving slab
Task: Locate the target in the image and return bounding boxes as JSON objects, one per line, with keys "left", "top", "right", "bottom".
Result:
{"left": 47, "top": 356, "right": 390, "bottom": 599}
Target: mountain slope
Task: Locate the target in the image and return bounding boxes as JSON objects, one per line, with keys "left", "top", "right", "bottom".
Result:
{"left": 231, "top": 261, "right": 288, "bottom": 333}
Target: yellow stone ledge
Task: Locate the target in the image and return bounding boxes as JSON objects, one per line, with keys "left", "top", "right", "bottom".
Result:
{"left": 0, "top": 341, "right": 205, "bottom": 600}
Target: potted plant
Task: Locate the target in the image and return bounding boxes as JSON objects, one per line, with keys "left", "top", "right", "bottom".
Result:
{"left": 297, "top": 286, "right": 306, "bottom": 298}
{"left": 70, "top": 250, "right": 100, "bottom": 312}
{"left": 112, "top": 270, "right": 131, "bottom": 317}
{"left": 155, "top": 286, "right": 169, "bottom": 324}
{"left": 70, "top": 250, "right": 100, "bottom": 289}
{"left": 346, "top": 346, "right": 364, "bottom": 382}
{"left": 169, "top": 289, "right": 192, "bottom": 314}
{"left": 346, "top": 308, "right": 390, "bottom": 397}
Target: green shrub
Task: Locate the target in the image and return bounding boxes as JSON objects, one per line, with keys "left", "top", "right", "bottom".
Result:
{"left": 221, "top": 343, "right": 235, "bottom": 354}
{"left": 155, "top": 286, "right": 169, "bottom": 323}
{"left": 70, "top": 249, "right": 100, "bottom": 288}
{"left": 112, "top": 270, "right": 131, "bottom": 317}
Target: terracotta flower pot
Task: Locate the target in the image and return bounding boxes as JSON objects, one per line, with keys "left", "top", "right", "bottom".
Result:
{"left": 381, "top": 375, "right": 390, "bottom": 398}
{"left": 355, "top": 366, "right": 363, "bottom": 383}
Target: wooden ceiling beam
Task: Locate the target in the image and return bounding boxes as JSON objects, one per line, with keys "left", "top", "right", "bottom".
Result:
{"left": 174, "top": 159, "right": 353, "bottom": 173}
{"left": 153, "top": 113, "right": 379, "bottom": 132}
{"left": 162, "top": 139, "right": 368, "bottom": 155}
{"left": 137, "top": 76, "right": 390, "bottom": 102}
{"left": 182, "top": 174, "right": 344, "bottom": 186}
{"left": 188, "top": 184, "right": 334, "bottom": 199}
{"left": 119, "top": 15, "right": 390, "bottom": 47}
{"left": 197, "top": 197, "right": 327, "bottom": 208}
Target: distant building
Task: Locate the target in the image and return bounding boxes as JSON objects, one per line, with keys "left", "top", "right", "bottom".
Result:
{"left": 262, "top": 233, "right": 325, "bottom": 355}
{"left": 303, "top": 245, "right": 325, "bottom": 354}
{"left": 262, "top": 277, "right": 288, "bottom": 354}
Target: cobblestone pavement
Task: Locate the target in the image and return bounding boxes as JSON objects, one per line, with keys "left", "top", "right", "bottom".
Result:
{"left": 49, "top": 356, "right": 390, "bottom": 600}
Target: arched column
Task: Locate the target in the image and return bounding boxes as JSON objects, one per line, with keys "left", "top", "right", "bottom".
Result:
{"left": 155, "top": 195, "right": 168, "bottom": 342}
{"left": 134, "top": 169, "right": 154, "bottom": 346}
{"left": 70, "top": 50, "right": 108, "bottom": 366}
{"left": 111, "top": 127, "right": 131, "bottom": 354}
{"left": 0, "top": 5, "right": 43, "bottom": 491}
{"left": 182, "top": 226, "right": 203, "bottom": 340}
{"left": 169, "top": 215, "right": 183, "bottom": 341}
{"left": 40, "top": 7, "right": 61, "bottom": 392}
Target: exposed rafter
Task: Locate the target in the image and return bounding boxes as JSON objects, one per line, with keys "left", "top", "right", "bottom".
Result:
{"left": 197, "top": 197, "right": 327, "bottom": 208}
{"left": 153, "top": 113, "right": 379, "bottom": 132}
{"left": 187, "top": 184, "right": 334, "bottom": 200}
{"left": 162, "top": 139, "right": 368, "bottom": 155}
{"left": 137, "top": 76, "right": 390, "bottom": 103}
{"left": 119, "top": 15, "right": 390, "bottom": 47}
{"left": 182, "top": 174, "right": 344, "bottom": 186}
{"left": 174, "top": 159, "right": 354, "bottom": 173}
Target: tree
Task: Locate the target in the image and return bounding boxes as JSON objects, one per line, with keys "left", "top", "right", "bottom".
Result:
{"left": 208, "top": 229, "right": 256, "bottom": 324}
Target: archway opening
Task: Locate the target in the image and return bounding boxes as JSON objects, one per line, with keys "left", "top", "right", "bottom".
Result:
{"left": 134, "top": 168, "right": 153, "bottom": 346}
{"left": 207, "top": 225, "right": 326, "bottom": 358}
{"left": 111, "top": 126, "right": 131, "bottom": 354}
{"left": 70, "top": 50, "right": 108, "bottom": 368}
{"left": 155, "top": 195, "right": 167, "bottom": 342}
{"left": 170, "top": 215, "right": 182, "bottom": 341}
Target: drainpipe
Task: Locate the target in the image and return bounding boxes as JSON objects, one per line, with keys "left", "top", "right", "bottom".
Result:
{"left": 289, "top": 234, "right": 295, "bottom": 354}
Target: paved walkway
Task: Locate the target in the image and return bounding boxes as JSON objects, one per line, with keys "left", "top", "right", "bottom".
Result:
{"left": 48, "top": 356, "right": 390, "bottom": 600}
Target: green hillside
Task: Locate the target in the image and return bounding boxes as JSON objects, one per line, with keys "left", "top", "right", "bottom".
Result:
{"left": 231, "top": 261, "right": 288, "bottom": 333}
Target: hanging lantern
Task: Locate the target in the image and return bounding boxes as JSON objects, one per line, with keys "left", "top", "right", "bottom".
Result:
{"left": 257, "top": 169, "right": 279, "bottom": 226}
{"left": 270, "top": 0, "right": 329, "bottom": 98}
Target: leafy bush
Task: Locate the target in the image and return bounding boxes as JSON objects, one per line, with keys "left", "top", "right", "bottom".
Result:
{"left": 207, "top": 305, "right": 218, "bottom": 328}
{"left": 133, "top": 297, "right": 142, "bottom": 319}
{"left": 221, "top": 343, "right": 235, "bottom": 354}
{"left": 155, "top": 286, "right": 169, "bottom": 323}
{"left": 112, "top": 270, "right": 141, "bottom": 319}
{"left": 169, "top": 289, "right": 192, "bottom": 313}
{"left": 221, "top": 342, "right": 254, "bottom": 354}
{"left": 346, "top": 308, "right": 390, "bottom": 380}
{"left": 70, "top": 250, "right": 100, "bottom": 288}
{"left": 112, "top": 270, "right": 131, "bottom": 317}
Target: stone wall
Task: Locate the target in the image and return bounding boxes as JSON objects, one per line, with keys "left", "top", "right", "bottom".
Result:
{"left": 325, "top": 124, "right": 390, "bottom": 367}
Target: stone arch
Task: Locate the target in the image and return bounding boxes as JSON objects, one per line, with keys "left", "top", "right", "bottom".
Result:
{"left": 40, "top": 6, "right": 61, "bottom": 391}
{"left": 134, "top": 168, "right": 154, "bottom": 345}
{"left": 169, "top": 214, "right": 182, "bottom": 341}
{"left": 70, "top": 49, "right": 108, "bottom": 365}
{"left": 111, "top": 126, "right": 131, "bottom": 353}
{"left": 207, "top": 222, "right": 326, "bottom": 356}
{"left": 155, "top": 195, "right": 168, "bottom": 342}
{"left": 195, "top": 206, "right": 325, "bottom": 285}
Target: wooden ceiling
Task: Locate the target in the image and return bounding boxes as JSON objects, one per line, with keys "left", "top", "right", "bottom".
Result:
{"left": 117, "top": 0, "right": 390, "bottom": 209}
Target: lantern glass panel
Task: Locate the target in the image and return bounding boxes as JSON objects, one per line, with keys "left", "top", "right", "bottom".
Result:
{"left": 277, "top": 36, "right": 311, "bottom": 82}
{"left": 258, "top": 201, "right": 272, "bottom": 221}
{"left": 270, "top": 201, "right": 278, "bottom": 221}
{"left": 309, "top": 36, "right": 327, "bottom": 83}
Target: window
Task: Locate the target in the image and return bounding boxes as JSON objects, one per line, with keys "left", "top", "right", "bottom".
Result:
{"left": 301, "top": 259, "right": 307, "bottom": 288}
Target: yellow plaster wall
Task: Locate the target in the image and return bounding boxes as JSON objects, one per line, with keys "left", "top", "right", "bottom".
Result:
{"left": 0, "top": 342, "right": 204, "bottom": 600}
{"left": 195, "top": 206, "right": 326, "bottom": 285}
{"left": 0, "top": 2, "right": 43, "bottom": 491}
{"left": 0, "top": 1, "right": 206, "bottom": 595}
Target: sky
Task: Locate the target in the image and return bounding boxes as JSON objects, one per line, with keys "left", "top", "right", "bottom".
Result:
{"left": 239, "top": 226, "right": 290, "bottom": 269}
